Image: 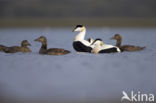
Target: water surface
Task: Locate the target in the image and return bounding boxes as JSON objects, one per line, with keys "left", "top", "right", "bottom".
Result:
{"left": 0, "top": 27, "right": 156, "bottom": 102}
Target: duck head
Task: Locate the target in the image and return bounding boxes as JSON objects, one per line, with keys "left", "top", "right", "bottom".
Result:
{"left": 87, "top": 38, "right": 94, "bottom": 44}
{"left": 72, "top": 25, "right": 86, "bottom": 32}
{"left": 34, "top": 36, "right": 47, "bottom": 45}
{"left": 91, "top": 39, "right": 104, "bottom": 46}
{"left": 110, "top": 34, "right": 122, "bottom": 40}
{"left": 21, "top": 40, "right": 31, "bottom": 47}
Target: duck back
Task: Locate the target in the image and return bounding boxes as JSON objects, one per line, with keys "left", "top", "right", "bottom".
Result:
{"left": 121, "top": 45, "right": 145, "bottom": 51}
{"left": 4, "top": 46, "right": 21, "bottom": 53}
{"left": 4, "top": 46, "right": 31, "bottom": 53}
{"left": 46, "top": 48, "right": 70, "bottom": 55}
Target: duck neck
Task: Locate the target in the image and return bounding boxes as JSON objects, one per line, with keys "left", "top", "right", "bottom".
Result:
{"left": 41, "top": 43, "right": 47, "bottom": 50}
{"left": 116, "top": 38, "right": 122, "bottom": 47}
{"left": 21, "top": 44, "right": 27, "bottom": 48}
{"left": 74, "top": 28, "right": 86, "bottom": 41}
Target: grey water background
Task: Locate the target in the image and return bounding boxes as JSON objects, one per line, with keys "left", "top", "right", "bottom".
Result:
{"left": 0, "top": 27, "right": 156, "bottom": 102}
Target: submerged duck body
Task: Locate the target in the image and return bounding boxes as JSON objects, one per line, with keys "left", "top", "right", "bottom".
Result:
{"left": 111, "top": 34, "right": 145, "bottom": 52}
{"left": 91, "top": 39, "right": 121, "bottom": 54}
{"left": 3, "top": 40, "right": 31, "bottom": 53}
{"left": 34, "top": 36, "right": 70, "bottom": 55}
{"left": 72, "top": 25, "right": 93, "bottom": 53}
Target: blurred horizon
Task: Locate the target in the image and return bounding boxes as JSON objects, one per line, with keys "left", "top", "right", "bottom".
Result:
{"left": 0, "top": 0, "right": 156, "bottom": 27}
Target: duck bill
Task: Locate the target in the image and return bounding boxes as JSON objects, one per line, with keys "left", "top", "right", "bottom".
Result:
{"left": 72, "top": 29, "right": 75, "bottom": 32}
{"left": 34, "top": 38, "right": 39, "bottom": 42}
{"left": 72, "top": 27, "right": 77, "bottom": 32}
{"left": 110, "top": 37, "right": 115, "bottom": 40}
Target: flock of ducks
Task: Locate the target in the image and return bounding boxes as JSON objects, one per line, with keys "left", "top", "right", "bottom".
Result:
{"left": 72, "top": 25, "right": 145, "bottom": 54}
{"left": 0, "top": 25, "right": 145, "bottom": 55}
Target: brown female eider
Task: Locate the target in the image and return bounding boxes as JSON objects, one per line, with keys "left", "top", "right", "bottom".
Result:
{"left": 111, "top": 34, "right": 145, "bottom": 52}
{"left": 4, "top": 40, "right": 31, "bottom": 53}
{"left": 0, "top": 45, "right": 7, "bottom": 52}
{"left": 34, "top": 36, "right": 70, "bottom": 55}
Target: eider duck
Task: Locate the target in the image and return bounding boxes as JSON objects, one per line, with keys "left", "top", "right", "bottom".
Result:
{"left": 110, "top": 34, "right": 145, "bottom": 52}
{"left": 4, "top": 40, "right": 31, "bottom": 53}
{"left": 72, "top": 25, "right": 93, "bottom": 52}
{"left": 91, "top": 39, "right": 121, "bottom": 54}
{"left": 34, "top": 36, "right": 70, "bottom": 55}
{"left": 87, "top": 38, "right": 94, "bottom": 44}
{"left": 0, "top": 45, "right": 7, "bottom": 52}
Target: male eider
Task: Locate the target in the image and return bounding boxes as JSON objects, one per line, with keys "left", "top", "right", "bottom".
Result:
{"left": 110, "top": 34, "right": 145, "bottom": 52}
{"left": 34, "top": 36, "right": 70, "bottom": 55}
{"left": 91, "top": 39, "right": 121, "bottom": 54}
{"left": 4, "top": 40, "right": 31, "bottom": 53}
{"left": 87, "top": 38, "right": 94, "bottom": 44}
{"left": 72, "top": 25, "right": 93, "bottom": 52}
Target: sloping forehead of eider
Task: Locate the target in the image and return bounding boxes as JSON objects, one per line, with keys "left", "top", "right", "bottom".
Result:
{"left": 21, "top": 40, "right": 30, "bottom": 46}
{"left": 39, "top": 36, "right": 46, "bottom": 39}
{"left": 22, "top": 40, "right": 27, "bottom": 42}
{"left": 92, "top": 38, "right": 103, "bottom": 44}
{"left": 39, "top": 36, "right": 47, "bottom": 40}
{"left": 22, "top": 40, "right": 29, "bottom": 43}
{"left": 115, "top": 34, "right": 120, "bottom": 37}
{"left": 75, "top": 25, "right": 84, "bottom": 28}
{"left": 113, "top": 34, "right": 122, "bottom": 39}
{"left": 35, "top": 36, "right": 47, "bottom": 42}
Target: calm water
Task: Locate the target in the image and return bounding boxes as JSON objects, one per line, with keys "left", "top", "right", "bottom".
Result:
{"left": 0, "top": 27, "right": 156, "bottom": 103}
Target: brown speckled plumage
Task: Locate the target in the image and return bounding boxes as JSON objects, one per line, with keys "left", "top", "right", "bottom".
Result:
{"left": 34, "top": 36, "right": 70, "bottom": 55}
{"left": 3, "top": 40, "right": 31, "bottom": 53}
{"left": 111, "top": 34, "right": 145, "bottom": 52}
{"left": 0, "top": 45, "right": 7, "bottom": 52}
